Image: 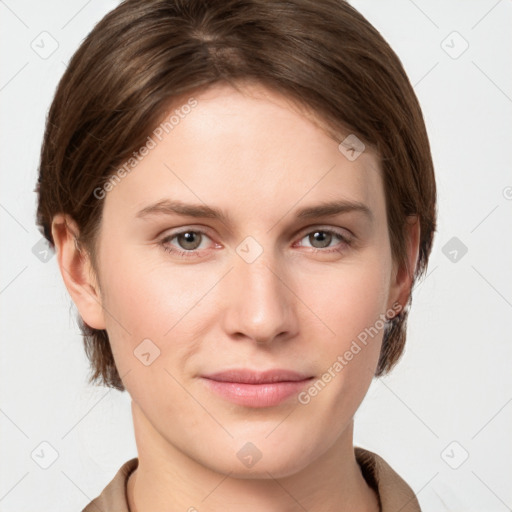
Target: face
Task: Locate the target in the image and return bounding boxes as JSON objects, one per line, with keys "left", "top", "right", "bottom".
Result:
{"left": 60, "top": 82, "right": 413, "bottom": 478}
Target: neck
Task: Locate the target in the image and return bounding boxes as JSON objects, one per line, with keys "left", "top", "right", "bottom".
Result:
{"left": 127, "top": 402, "right": 379, "bottom": 512}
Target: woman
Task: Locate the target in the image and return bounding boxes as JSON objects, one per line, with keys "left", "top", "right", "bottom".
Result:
{"left": 35, "top": 0, "right": 437, "bottom": 510}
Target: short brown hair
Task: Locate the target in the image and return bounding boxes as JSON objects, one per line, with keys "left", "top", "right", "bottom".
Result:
{"left": 35, "top": 0, "right": 437, "bottom": 391}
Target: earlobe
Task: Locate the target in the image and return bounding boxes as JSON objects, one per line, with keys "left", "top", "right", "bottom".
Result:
{"left": 51, "top": 213, "right": 106, "bottom": 330}
{"left": 388, "top": 215, "right": 421, "bottom": 313}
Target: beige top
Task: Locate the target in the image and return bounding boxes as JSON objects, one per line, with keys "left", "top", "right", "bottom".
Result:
{"left": 82, "top": 446, "right": 421, "bottom": 511}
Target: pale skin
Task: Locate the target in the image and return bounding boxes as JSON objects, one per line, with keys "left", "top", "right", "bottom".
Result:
{"left": 52, "top": 82, "right": 420, "bottom": 512}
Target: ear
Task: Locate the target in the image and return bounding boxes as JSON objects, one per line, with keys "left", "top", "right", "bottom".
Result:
{"left": 51, "top": 213, "right": 106, "bottom": 330}
{"left": 387, "top": 215, "right": 421, "bottom": 313}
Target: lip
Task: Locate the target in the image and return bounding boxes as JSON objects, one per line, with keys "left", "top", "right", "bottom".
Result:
{"left": 202, "top": 368, "right": 312, "bottom": 384}
{"left": 201, "top": 369, "right": 314, "bottom": 408}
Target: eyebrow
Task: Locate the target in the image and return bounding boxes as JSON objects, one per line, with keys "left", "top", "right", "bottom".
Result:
{"left": 135, "top": 198, "right": 373, "bottom": 224}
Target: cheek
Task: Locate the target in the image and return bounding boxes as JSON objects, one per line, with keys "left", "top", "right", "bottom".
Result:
{"left": 100, "top": 244, "right": 197, "bottom": 331}
{"left": 290, "top": 260, "right": 390, "bottom": 443}
{"left": 299, "top": 257, "right": 391, "bottom": 347}
{"left": 98, "top": 253, "right": 212, "bottom": 378}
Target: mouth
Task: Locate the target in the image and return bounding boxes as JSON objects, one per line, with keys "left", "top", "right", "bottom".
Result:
{"left": 200, "top": 368, "right": 314, "bottom": 407}
{"left": 202, "top": 368, "right": 313, "bottom": 384}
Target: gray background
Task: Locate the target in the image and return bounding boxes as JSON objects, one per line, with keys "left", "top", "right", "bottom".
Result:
{"left": 1, "top": 0, "right": 511, "bottom": 510}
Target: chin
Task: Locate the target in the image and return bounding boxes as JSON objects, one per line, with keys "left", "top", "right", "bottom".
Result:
{"left": 196, "top": 438, "right": 315, "bottom": 480}
{"left": 217, "top": 457, "right": 310, "bottom": 480}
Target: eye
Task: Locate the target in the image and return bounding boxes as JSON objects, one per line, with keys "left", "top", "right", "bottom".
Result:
{"left": 159, "top": 226, "right": 353, "bottom": 259}
{"left": 160, "top": 229, "right": 215, "bottom": 258}
{"left": 296, "top": 228, "right": 353, "bottom": 254}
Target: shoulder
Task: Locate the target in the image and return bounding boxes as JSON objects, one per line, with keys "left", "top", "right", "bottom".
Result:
{"left": 81, "top": 457, "right": 138, "bottom": 512}
{"left": 355, "top": 446, "right": 422, "bottom": 512}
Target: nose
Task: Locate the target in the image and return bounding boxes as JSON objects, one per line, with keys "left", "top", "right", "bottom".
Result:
{"left": 221, "top": 248, "right": 298, "bottom": 345}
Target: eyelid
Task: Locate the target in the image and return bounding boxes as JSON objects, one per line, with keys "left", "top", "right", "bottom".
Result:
{"left": 295, "top": 224, "right": 354, "bottom": 242}
{"left": 159, "top": 225, "right": 215, "bottom": 240}
{"left": 160, "top": 223, "right": 353, "bottom": 243}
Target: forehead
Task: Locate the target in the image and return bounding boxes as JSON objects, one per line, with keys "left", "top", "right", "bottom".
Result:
{"left": 102, "top": 82, "right": 384, "bottom": 228}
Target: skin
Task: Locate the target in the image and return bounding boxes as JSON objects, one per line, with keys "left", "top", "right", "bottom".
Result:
{"left": 52, "top": 82, "right": 419, "bottom": 512}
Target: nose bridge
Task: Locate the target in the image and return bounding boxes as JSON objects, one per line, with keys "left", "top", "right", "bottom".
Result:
{"left": 223, "top": 242, "right": 295, "bottom": 343}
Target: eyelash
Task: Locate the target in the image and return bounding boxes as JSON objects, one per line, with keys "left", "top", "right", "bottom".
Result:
{"left": 159, "top": 227, "right": 353, "bottom": 259}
